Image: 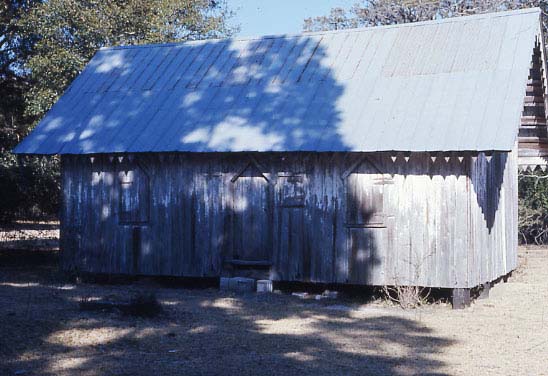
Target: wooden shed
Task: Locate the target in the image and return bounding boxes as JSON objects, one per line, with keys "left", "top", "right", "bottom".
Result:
{"left": 14, "top": 9, "right": 548, "bottom": 305}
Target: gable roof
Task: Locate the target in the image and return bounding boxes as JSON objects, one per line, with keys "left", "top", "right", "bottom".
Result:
{"left": 14, "top": 8, "right": 544, "bottom": 155}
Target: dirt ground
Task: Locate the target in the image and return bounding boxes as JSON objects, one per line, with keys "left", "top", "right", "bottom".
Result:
{"left": 0, "top": 221, "right": 59, "bottom": 250}
{"left": 0, "top": 239, "right": 547, "bottom": 375}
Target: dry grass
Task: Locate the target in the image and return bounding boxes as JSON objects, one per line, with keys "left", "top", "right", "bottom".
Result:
{"left": 382, "top": 284, "right": 432, "bottom": 309}
{"left": 1, "top": 246, "right": 548, "bottom": 375}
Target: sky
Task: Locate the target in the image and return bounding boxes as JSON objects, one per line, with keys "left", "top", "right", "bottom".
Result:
{"left": 229, "top": 0, "right": 356, "bottom": 37}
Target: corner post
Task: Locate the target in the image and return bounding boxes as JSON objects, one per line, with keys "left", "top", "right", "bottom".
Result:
{"left": 452, "top": 288, "right": 471, "bottom": 309}
{"left": 478, "top": 282, "right": 491, "bottom": 300}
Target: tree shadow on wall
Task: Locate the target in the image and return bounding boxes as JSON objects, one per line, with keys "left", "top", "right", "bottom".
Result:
{"left": 48, "top": 33, "right": 388, "bottom": 284}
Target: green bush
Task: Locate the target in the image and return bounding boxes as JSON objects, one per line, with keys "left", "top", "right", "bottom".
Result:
{"left": 0, "top": 152, "right": 59, "bottom": 222}
{"left": 518, "top": 170, "right": 548, "bottom": 244}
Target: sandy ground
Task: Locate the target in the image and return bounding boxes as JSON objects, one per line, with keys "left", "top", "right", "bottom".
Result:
{"left": 0, "top": 245, "right": 547, "bottom": 375}
{"left": 0, "top": 221, "right": 59, "bottom": 250}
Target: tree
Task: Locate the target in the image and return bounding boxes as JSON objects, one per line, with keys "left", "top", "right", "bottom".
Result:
{"left": 519, "top": 172, "right": 548, "bottom": 244}
{"left": 304, "top": 0, "right": 543, "bottom": 32}
{"left": 1, "top": 1, "right": 39, "bottom": 150}
{"left": 0, "top": 0, "right": 235, "bottom": 221}
{"left": 19, "top": 0, "right": 235, "bottom": 117}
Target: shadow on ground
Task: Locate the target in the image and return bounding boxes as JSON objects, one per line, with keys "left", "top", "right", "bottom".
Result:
{"left": 0, "top": 250, "right": 454, "bottom": 376}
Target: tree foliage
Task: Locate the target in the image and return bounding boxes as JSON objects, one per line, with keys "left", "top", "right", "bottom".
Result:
{"left": 1, "top": 1, "right": 37, "bottom": 150}
{"left": 0, "top": 0, "right": 234, "bottom": 222}
{"left": 20, "top": 0, "right": 234, "bottom": 116}
{"left": 519, "top": 171, "right": 548, "bottom": 244}
{"left": 304, "top": 0, "right": 544, "bottom": 32}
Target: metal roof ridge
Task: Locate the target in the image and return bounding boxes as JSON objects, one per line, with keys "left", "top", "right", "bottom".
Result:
{"left": 99, "top": 7, "right": 541, "bottom": 52}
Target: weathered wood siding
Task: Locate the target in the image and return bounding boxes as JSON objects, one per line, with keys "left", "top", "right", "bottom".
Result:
{"left": 60, "top": 151, "right": 517, "bottom": 288}
{"left": 469, "top": 147, "right": 519, "bottom": 287}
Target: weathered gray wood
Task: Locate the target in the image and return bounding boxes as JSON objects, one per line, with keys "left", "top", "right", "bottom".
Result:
{"left": 468, "top": 145, "right": 518, "bottom": 288}
{"left": 478, "top": 282, "right": 491, "bottom": 300}
{"left": 452, "top": 288, "right": 471, "bottom": 309}
{"left": 231, "top": 162, "right": 272, "bottom": 261}
{"left": 59, "top": 149, "right": 518, "bottom": 289}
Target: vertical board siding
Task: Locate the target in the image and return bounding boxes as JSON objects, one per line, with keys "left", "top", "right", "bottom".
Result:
{"left": 469, "top": 146, "right": 518, "bottom": 287}
{"left": 60, "top": 150, "right": 517, "bottom": 288}
{"left": 230, "top": 165, "right": 272, "bottom": 261}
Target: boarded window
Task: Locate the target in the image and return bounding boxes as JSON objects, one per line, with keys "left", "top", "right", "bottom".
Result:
{"left": 345, "top": 161, "right": 385, "bottom": 227}
{"left": 118, "top": 167, "right": 149, "bottom": 224}
{"left": 279, "top": 174, "right": 306, "bottom": 207}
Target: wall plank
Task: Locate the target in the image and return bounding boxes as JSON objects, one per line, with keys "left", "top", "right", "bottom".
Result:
{"left": 60, "top": 150, "right": 518, "bottom": 289}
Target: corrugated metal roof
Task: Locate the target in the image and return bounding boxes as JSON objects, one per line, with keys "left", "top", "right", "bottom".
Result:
{"left": 14, "top": 8, "right": 544, "bottom": 154}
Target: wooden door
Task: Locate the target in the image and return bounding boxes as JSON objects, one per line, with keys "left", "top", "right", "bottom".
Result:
{"left": 231, "top": 163, "right": 272, "bottom": 262}
{"left": 277, "top": 174, "right": 307, "bottom": 280}
{"left": 117, "top": 163, "right": 150, "bottom": 274}
{"left": 345, "top": 158, "right": 386, "bottom": 284}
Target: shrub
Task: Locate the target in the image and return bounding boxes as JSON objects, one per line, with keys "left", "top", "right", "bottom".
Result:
{"left": 518, "top": 170, "right": 548, "bottom": 244}
{"left": 0, "top": 153, "right": 60, "bottom": 222}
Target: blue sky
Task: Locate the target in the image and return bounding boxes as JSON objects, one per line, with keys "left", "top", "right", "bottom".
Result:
{"left": 229, "top": 0, "right": 356, "bottom": 37}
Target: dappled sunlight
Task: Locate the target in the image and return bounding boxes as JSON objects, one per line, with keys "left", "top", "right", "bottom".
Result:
{"left": 181, "top": 116, "right": 285, "bottom": 151}
{"left": 232, "top": 195, "right": 249, "bottom": 212}
{"left": 283, "top": 351, "right": 317, "bottom": 362}
{"left": 141, "top": 240, "right": 152, "bottom": 256}
{"left": 91, "top": 171, "right": 102, "bottom": 186}
{"left": 49, "top": 357, "right": 89, "bottom": 373}
{"left": 16, "top": 33, "right": 346, "bottom": 154}
{"left": 188, "top": 325, "right": 215, "bottom": 334}
{"left": 181, "top": 127, "right": 209, "bottom": 143}
{"left": 54, "top": 284, "right": 76, "bottom": 291}
{"left": 78, "top": 129, "right": 95, "bottom": 140}
{"left": 181, "top": 92, "right": 202, "bottom": 107}
{"left": 79, "top": 140, "right": 95, "bottom": 153}
{"left": 158, "top": 299, "right": 183, "bottom": 306}
{"left": 1, "top": 282, "right": 40, "bottom": 288}
{"left": 355, "top": 249, "right": 369, "bottom": 261}
{"left": 0, "top": 282, "right": 74, "bottom": 291}
{"left": 68, "top": 295, "right": 105, "bottom": 303}
{"left": 101, "top": 204, "right": 110, "bottom": 220}
{"left": 254, "top": 316, "right": 320, "bottom": 335}
{"left": 43, "top": 117, "right": 63, "bottom": 132}
{"left": 94, "top": 50, "right": 127, "bottom": 74}
{"left": 4, "top": 9, "right": 544, "bottom": 375}
{"left": 0, "top": 257, "right": 460, "bottom": 375}
{"left": 253, "top": 308, "right": 441, "bottom": 365}
{"left": 199, "top": 297, "right": 244, "bottom": 312}
{"left": 59, "top": 131, "right": 76, "bottom": 142}
{"left": 47, "top": 327, "right": 132, "bottom": 347}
